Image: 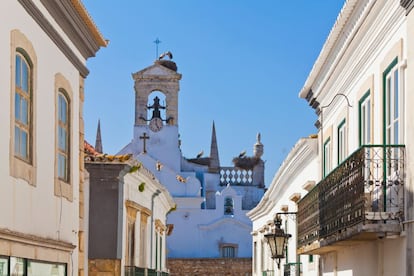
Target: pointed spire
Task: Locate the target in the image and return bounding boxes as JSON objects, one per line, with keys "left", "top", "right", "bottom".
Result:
{"left": 95, "top": 119, "right": 103, "bottom": 153}
{"left": 209, "top": 121, "right": 220, "bottom": 173}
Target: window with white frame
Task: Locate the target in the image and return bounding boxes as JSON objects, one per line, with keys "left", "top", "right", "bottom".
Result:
{"left": 14, "top": 51, "right": 32, "bottom": 162}
{"left": 337, "top": 119, "right": 346, "bottom": 164}
{"left": 323, "top": 138, "right": 332, "bottom": 177}
{"left": 359, "top": 91, "right": 371, "bottom": 146}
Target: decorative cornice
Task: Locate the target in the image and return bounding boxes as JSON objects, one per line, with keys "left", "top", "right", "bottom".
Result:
{"left": 299, "top": 0, "right": 361, "bottom": 99}
{"left": 198, "top": 217, "right": 251, "bottom": 231}
{"left": 70, "top": 0, "right": 107, "bottom": 47}
{"left": 40, "top": 0, "right": 107, "bottom": 59}
{"left": 401, "top": 0, "right": 414, "bottom": 14}
{"left": 155, "top": 219, "right": 167, "bottom": 235}
{"left": 125, "top": 200, "right": 151, "bottom": 217}
{"left": 18, "top": 0, "right": 89, "bottom": 77}
{"left": 0, "top": 228, "right": 76, "bottom": 252}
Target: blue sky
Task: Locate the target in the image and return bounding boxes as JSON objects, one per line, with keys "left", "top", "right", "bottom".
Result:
{"left": 82, "top": 1, "right": 345, "bottom": 186}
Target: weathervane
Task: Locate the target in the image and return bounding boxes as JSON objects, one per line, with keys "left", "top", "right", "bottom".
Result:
{"left": 153, "top": 37, "right": 161, "bottom": 59}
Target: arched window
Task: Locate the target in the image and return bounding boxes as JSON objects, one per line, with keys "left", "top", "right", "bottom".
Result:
{"left": 14, "top": 51, "right": 32, "bottom": 161}
{"left": 57, "top": 90, "right": 70, "bottom": 182}
{"left": 224, "top": 197, "right": 234, "bottom": 216}
{"left": 147, "top": 91, "right": 166, "bottom": 121}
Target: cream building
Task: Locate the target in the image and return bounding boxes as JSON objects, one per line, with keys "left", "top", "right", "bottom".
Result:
{"left": 250, "top": 1, "right": 414, "bottom": 275}
{"left": 84, "top": 142, "right": 175, "bottom": 276}
{"left": 0, "top": 1, "right": 106, "bottom": 275}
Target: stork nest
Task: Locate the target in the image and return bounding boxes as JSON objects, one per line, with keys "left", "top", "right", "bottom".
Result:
{"left": 156, "top": 60, "right": 177, "bottom": 71}
{"left": 232, "top": 156, "right": 260, "bottom": 170}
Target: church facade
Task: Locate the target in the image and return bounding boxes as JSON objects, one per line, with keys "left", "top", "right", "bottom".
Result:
{"left": 117, "top": 58, "right": 266, "bottom": 274}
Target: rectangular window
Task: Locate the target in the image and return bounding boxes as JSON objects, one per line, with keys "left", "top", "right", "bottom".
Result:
{"left": 57, "top": 91, "right": 69, "bottom": 182}
{"left": 323, "top": 138, "right": 332, "bottom": 177}
{"left": 221, "top": 246, "right": 236, "bottom": 258}
{"left": 0, "top": 257, "right": 8, "bottom": 276}
{"left": 309, "top": 254, "right": 314, "bottom": 263}
{"left": 27, "top": 261, "right": 66, "bottom": 276}
{"left": 337, "top": 120, "right": 346, "bottom": 164}
{"left": 5, "top": 257, "right": 66, "bottom": 276}
{"left": 359, "top": 91, "right": 371, "bottom": 146}
{"left": 10, "top": 257, "right": 25, "bottom": 276}
{"left": 14, "top": 53, "right": 31, "bottom": 161}
{"left": 384, "top": 59, "right": 400, "bottom": 145}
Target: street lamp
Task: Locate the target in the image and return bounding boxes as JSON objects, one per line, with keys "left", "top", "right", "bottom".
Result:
{"left": 264, "top": 215, "right": 292, "bottom": 268}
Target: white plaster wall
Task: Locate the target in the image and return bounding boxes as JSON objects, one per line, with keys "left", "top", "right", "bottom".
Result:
{"left": 320, "top": 239, "right": 405, "bottom": 276}
{"left": 167, "top": 207, "right": 252, "bottom": 258}
{"left": 130, "top": 125, "right": 182, "bottom": 172}
{"left": 0, "top": 1, "right": 84, "bottom": 273}
{"left": 249, "top": 138, "right": 319, "bottom": 276}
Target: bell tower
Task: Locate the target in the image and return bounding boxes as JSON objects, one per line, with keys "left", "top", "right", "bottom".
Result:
{"left": 121, "top": 55, "right": 183, "bottom": 172}
{"left": 132, "top": 58, "right": 182, "bottom": 127}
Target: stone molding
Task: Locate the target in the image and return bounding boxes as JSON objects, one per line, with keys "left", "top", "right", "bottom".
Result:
{"left": 125, "top": 200, "right": 151, "bottom": 218}
{"left": 39, "top": 0, "right": 106, "bottom": 58}
{"left": 9, "top": 29, "right": 37, "bottom": 186}
{"left": 0, "top": 228, "right": 75, "bottom": 252}
{"left": 17, "top": 0, "right": 89, "bottom": 77}
{"left": 54, "top": 73, "right": 74, "bottom": 201}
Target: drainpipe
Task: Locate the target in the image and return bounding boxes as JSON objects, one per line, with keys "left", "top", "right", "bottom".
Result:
{"left": 150, "top": 189, "right": 161, "bottom": 270}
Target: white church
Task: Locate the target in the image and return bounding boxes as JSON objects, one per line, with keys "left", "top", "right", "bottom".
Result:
{"left": 117, "top": 56, "right": 266, "bottom": 274}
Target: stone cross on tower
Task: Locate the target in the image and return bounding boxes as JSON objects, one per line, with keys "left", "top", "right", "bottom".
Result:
{"left": 139, "top": 132, "right": 150, "bottom": 153}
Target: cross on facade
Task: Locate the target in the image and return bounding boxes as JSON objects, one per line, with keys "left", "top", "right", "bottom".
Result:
{"left": 139, "top": 132, "right": 150, "bottom": 153}
{"left": 153, "top": 37, "right": 161, "bottom": 59}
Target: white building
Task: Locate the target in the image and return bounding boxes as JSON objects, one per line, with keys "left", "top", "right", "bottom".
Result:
{"left": 0, "top": 1, "right": 106, "bottom": 275}
{"left": 249, "top": 1, "right": 414, "bottom": 276}
{"left": 248, "top": 137, "right": 318, "bottom": 276}
{"left": 117, "top": 58, "right": 265, "bottom": 274}
{"left": 250, "top": 1, "right": 414, "bottom": 275}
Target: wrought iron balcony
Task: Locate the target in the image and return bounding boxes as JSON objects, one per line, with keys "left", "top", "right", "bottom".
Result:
{"left": 297, "top": 145, "right": 405, "bottom": 254}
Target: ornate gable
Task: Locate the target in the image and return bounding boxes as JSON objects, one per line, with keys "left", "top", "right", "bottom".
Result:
{"left": 132, "top": 61, "right": 182, "bottom": 81}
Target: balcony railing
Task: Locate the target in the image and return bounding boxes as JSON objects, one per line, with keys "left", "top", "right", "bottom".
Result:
{"left": 220, "top": 167, "right": 253, "bottom": 185}
{"left": 297, "top": 145, "right": 405, "bottom": 253}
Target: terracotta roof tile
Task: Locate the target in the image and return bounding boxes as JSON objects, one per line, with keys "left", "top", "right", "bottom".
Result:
{"left": 84, "top": 140, "right": 132, "bottom": 162}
